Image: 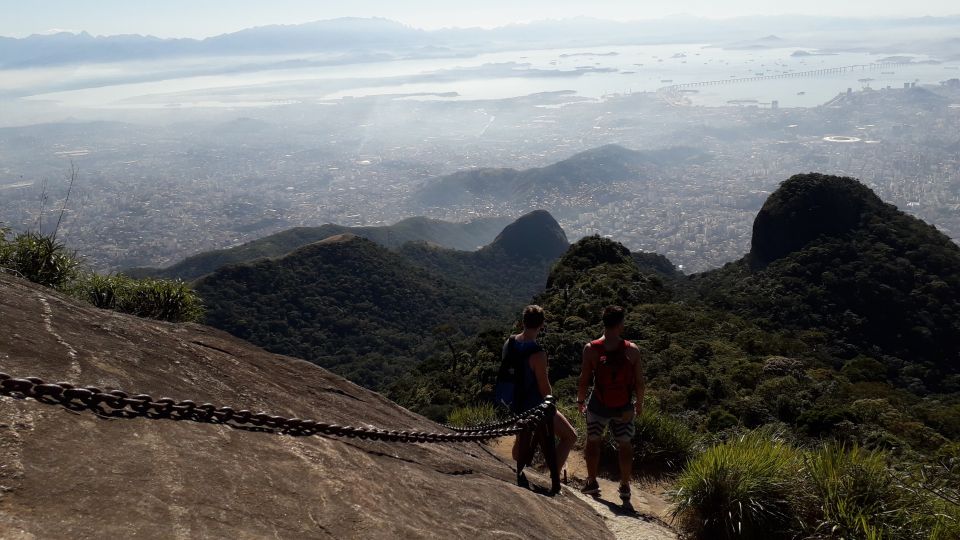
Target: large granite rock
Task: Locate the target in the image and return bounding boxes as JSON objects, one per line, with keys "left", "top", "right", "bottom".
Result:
{"left": 0, "top": 274, "right": 612, "bottom": 539}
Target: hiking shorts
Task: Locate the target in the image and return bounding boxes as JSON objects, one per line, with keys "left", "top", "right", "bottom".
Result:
{"left": 586, "top": 409, "right": 635, "bottom": 443}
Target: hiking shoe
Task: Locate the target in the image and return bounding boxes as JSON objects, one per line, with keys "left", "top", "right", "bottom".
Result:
{"left": 618, "top": 483, "right": 631, "bottom": 501}
{"left": 580, "top": 479, "right": 600, "bottom": 496}
{"left": 517, "top": 472, "right": 530, "bottom": 489}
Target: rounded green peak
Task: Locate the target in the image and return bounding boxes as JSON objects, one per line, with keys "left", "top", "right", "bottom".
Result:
{"left": 750, "top": 173, "right": 885, "bottom": 265}
{"left": 560, "top": 234, "right": 633, "bottom": 267}
{"left": 486, "top": 209, "right": 569, "bottom": 260}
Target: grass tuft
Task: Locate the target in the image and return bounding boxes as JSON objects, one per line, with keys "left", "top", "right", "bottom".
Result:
{"left": 446, "top": 402, "right": 498, "bottom": 428}
{"left": 0, "top": 230, "right": 79, "bottom": 288}
{"left": 806, "top": 444, "right": 933, "bottom": 539}
{"left": 634, "top": 409, "right": 699, "bottom": 470}
{"left": 71, "top": 273, "right": 204, "bottom": 323}
{"left": 670, "top": 430, "right": 805, "bottom": 539}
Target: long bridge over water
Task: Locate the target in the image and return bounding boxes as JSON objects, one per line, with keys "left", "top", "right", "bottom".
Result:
{"left": 660, "top": 62, "right": 911, "bottom": 91}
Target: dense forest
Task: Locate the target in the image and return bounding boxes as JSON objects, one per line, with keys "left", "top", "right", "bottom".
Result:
{"left": 197, "top": 211, "right": 569, "bottom": 389}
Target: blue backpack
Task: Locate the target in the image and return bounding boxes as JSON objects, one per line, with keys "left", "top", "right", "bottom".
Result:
{"left": 493, "top": 337, "right": 542, "bottom": 413}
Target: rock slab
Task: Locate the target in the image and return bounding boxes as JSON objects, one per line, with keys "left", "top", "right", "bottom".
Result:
{"left": 0, "top": 274, "right": 612, "bottom": 539}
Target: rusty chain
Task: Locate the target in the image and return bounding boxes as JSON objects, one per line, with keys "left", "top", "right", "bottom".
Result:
{"left": 0, "top": 372, "right": 556, "bottom": 444}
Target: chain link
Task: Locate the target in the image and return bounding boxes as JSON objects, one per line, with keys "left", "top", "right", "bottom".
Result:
{"left": 441, "top": 403, "right": 543, "bottom": 433}
{"left": 0, "top": 372, "right": 556, "bottom": 444}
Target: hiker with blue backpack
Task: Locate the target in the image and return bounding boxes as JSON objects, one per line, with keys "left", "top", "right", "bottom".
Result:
{"left": 497, "top": 305, "right": 577, "bottom": 492}
{"left": 577, "top": 305, "right": 646, "bottom": 504}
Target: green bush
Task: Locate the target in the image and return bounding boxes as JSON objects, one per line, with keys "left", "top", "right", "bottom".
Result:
{"left": 556, "top": 400, "right": 587, "bottom": 443}
{"left": 633, "top": 409, "right": 699, "bottom": 470}
{"left": 0, "top": 225, "right": 9, "bottom": 259}
{"left": 446, "top": 403, "right": 498, "bottom": 428}
{"left": 0, "top": 230, "right": 79, "bottom": 288}
{"left": 806, "top": 444, "right": 930, "bottom": 539}
{"left": 707, "top": 409, "right": 739, "bottom": 431}
{"left": 72, "top": 273, "right": 203, "bottom": 323}
{"left": 670, "top": 431, "right": 805, "bottom": 539}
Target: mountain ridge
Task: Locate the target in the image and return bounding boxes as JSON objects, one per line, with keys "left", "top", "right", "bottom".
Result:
{"left": 5, "top": 15, "right": 960, "bottom": 68}
{"left": 126, "top": 215, "right": 512, "bottom": 281}
{"left": 194, "top": 210, "right": 570, "bottom": 390}
{"left": 415, "top": 144, "right": 708, "bottom": 207}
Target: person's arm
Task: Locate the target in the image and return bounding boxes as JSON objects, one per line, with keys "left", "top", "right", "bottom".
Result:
{"left": 630, "top": 345, "right": 646, "bottom": 416}
{"left": 529, "top": 351, "right": 551, "bottom": 398}
{"left": 577, "top": 344, "right": 595, "bottom": 414}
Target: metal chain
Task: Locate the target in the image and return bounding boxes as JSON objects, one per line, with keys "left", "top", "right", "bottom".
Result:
{"left": 441, "top": 403, "right": 543, "bottom": 433}
{"left": 0, "top": 372, "right": 555, "bottom": 444}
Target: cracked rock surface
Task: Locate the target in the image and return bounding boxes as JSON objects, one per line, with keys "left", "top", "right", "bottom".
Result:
{"left": 0, "top": 274, "right": 613, "bottom": 539}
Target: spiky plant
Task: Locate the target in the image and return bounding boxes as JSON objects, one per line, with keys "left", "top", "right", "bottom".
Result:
{"left": 71, "top": 273, "right": 204, "bottom": 323}
{"left": 446, "top": 403, "right": 498, "bottom": 428}
{"left": 633, "top": 408, "right": 700, "bottom": 470}
{"left": 1, "top": 231, "right": 79, "bottom": 288}
{"left": 806, "top": 444, "right": 933, "bottom": 539}
{"left": 670, "top": 430, "right": 806, "bottom": 539}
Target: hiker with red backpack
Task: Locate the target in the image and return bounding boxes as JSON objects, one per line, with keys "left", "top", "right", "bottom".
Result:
{"left": 577, "top": 305, "right": 646, "bottom": 503}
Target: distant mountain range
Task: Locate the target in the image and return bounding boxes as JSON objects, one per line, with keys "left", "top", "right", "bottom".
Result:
{"left": 415, "top": 144, "right": 709, "bottom": 207}
{"left": 126, "top": 215, "right": 512, "bottom": 281}
{"left": 4, "top": 15, "right": 960, "bottom": 69}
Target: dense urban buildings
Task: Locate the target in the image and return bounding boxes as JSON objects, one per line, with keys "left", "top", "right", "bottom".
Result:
{"left": 1, "top": 83, "right": 958, "bottom": 272}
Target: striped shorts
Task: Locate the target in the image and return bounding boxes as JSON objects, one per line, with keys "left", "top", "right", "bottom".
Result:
{"left": 586, "top": 409, "right": 636, "bottom": 442}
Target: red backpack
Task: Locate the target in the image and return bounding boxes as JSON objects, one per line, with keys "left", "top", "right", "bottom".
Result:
{"left": 589, "top": 339, "right": 635, "bottom": 410}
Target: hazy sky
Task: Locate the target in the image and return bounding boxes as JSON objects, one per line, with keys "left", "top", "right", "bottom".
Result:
{"left": 2, "top": 0, "right": 958, "bottom": 38}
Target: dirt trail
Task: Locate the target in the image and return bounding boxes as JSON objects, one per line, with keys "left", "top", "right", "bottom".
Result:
{"left": 567, "top": 477, "right": 677, "bottom": 540}
{"left": 490, "top": 439, "right": 678, "bottom": 540}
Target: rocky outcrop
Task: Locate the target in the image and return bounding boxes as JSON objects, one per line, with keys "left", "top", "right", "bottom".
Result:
{"left": 0, "top": 274, "right": 613, "bottom": 539}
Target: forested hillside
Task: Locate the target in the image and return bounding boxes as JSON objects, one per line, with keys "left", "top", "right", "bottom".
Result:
{"left": 394, "top": 175, "right": 960, "bottom": 458}
{"left": 196, "top": 234, "right": 512, "bottom": 388}
{"left": 196, "top": 211, "right": 569, "bottom": 389}
{"left": 398, "top": 209, "right": 570, "bottom": 305}
{"left": 693, "top": 173, "right": 960, "bottom": 390}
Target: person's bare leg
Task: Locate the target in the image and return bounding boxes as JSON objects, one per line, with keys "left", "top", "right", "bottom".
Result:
{"left": 514, "top": 429, "right": 535, "bottom": 487}
{"left": 553, "top": 411, "right": 577, "bottom": 473}
{"left": 585, "top": 438, "right": 601, "bottom": 481}
{"left": 617, "top": 440, "right": 633, "bottom": 487}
